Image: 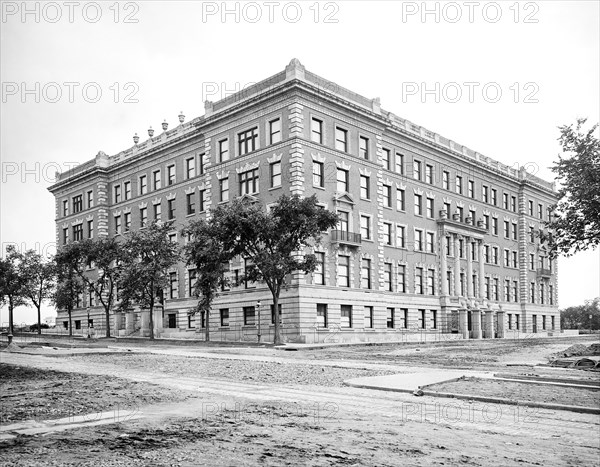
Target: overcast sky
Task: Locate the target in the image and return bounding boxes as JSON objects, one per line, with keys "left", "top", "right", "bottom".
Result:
{"left": 1, "top": 0, "right": 598, "bottom": 324}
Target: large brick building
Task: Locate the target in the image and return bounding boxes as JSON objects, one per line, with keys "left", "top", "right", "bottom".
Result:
{"left": 48, "top": 59, "right": 559, "bottom": 343}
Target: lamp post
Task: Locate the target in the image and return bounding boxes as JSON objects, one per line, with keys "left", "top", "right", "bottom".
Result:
{"left": 256, "top": 300, "right": 261, "bottom": 343}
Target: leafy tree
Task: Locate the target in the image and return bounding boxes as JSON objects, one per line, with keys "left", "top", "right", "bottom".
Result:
{"left": 0, "top": 246, "right": 28, "bottom": 341}
{"left": 17, "top": 250, "right": 56, "bottom": 334}
{"left": 543, "top": 118, "right": 600, "bottom": 258}
{"left": 182, "top": 218, "right": 235, "bottom": 341}
{"left": 213, "top": 194, "right": 339, "bottom": 345}
{"left": 560, "top": 297, "right": 600, "bottom": 330}
{"left": 53, "top": 256, "right": 85, "bottom": 337}
{"left": 55, "top": 238, "right": 126, "bottom": 338}
{"left": 118, "top": 222, "right": 180, "bottom": 339}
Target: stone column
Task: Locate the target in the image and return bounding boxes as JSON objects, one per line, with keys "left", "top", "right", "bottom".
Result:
{"left": 484, "top": 310, "right": 495, "bottom": 338}
{"left": 459, "top": 308, "right": 469, "bottom": 339}
{"left": 153, "top": 305, "right": 163, "bottom": 336}
{"left": 140, "top": 309, "right": 150, "bottom": 337}
{"left": 478, "top": 240, "right": 485, "bottom": 299}
{"left": 441, "top": 235, "right": 448, "bottom": 296}
{"left": 454, "top": 234, "right": 461, "bottom": 297}
{"left": 466, "top": 237, "right": 474, "bottom": 298}
{"left": 472, "top": 309, "right": 482, "bottom": 339}
{"left": 496, "top": 310, "right": 505, "bottom": 338}
{"left": 125, "top": 310, "right": 134, "bottom": 334}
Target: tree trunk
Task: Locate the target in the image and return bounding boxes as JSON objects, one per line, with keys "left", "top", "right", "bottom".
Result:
{"left": 68, "top": 308, "right": 73, "bottom": 337}
{"left": 273, "top": 293, "right": 282, "bottom": 345}
{"left": 105, "top": 306, "right": 111, "bottom": 338}
{"left": 205, "top": 309, "right": 210, "bottom": 342}
{"left": 37, "top": 305, "right": 42, "bottom": 335}
{"left": 149, "top": 295, "right": 155, "bottom": 340}
{"left": 8, "top": 301, "right": 14, "bottom": 336}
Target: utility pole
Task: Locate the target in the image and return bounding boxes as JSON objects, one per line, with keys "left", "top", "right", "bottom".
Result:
{"left": 256, "top": 300, "right": 261, "bottom": 343}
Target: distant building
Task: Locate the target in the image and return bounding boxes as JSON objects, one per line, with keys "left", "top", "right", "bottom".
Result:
{"left": 43, "top": 316, "right": 56, "bottom": 327}
{"left": 48, "top": 59, "right": 559, "bottom": 343}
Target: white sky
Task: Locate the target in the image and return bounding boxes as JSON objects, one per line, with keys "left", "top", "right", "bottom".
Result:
{"left": 1, "top": 0, "right": 599, "bottom": 324}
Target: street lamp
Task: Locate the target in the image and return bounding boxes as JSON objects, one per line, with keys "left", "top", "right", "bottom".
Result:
{"left": 256, "top": 300, "right": 261, "bottom": 343}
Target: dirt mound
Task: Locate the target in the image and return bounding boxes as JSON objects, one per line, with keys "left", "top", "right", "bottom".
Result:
{"left": 550, "top": 343, "right": 600, "bottom": 359}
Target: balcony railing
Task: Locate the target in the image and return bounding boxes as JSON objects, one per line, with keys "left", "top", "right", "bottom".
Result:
{"left": 330, "top": 230, "right": 361, "bottom": 245}
{"left": 536, "top": 268, "right": 552, "bottom": 278}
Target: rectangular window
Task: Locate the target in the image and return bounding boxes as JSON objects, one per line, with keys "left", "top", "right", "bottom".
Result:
{"left": 419, "top": 309, "right": 426, "bottom": 329}
{"left": 425, "top": 164, "right": 433, "bottom": 184}
{"left": 341, "top": 305, "right": 352, "bottom": 328}
{"left": 492, "top": 217, "right": 498, "bottom": 235}
{"left": 549, "top": 285, "right": 554, "bottom": 305}
{"left": 220, "top": 178, "right": 229, "bottom": 202}
{"left": 199, "top": 153, "right": 205, "bottom": 175}
{"left": 442, "top": 171, "right": 450, "bottom": 190}
{"left": 491, "top": 188, "right": 497, "bottom": 206}
{"left": 124, "top": 181, "right": 131, "bottom": 201}
{"left": 512, "top": 251, "right": 518, "bottom": 268}
{"left": 455, "top": 175, "right": 463, "bottom": 194}
{"left": 426, "top": 232, "right": 435, "bottom": 253}
{"left": 186, "top": 193, "right": 195, "bottom": 215}
{"left": 139, "top": 175, "right": 147, "bottom": 195}
{"left": 238, "top": 127, "right": 258, "bottom": 156}
{"left": 140, "top": 207, "right": 148, "bottom": 228}
{"left": 360, "top": 215, "right": 371, "bottom": 240}
{"left": 414, "top": 194, "right": 422, "bottom": 216}
{"left": 87, "top": 190, "right": 93, "bottom": 208}
{"left": 361, "top": 259, "right": 371, "bottom": 289}
{"left": 314, "top": 252, "right": 325, "bottom": 285}
{"left": 398, "top": 265, "right": 406, "bottom": 293}
{"left": 485, "top": 277, "right": 490, "bottom": 299}
{"left": 431, "top": 310, "right": 438, "bottom": 329}
{"left": 484, "top": 215, "right": 490, "bottom": 231}
{"left": 396, "top": 225, "right": 406, "bottom": 248}
{"left": 513, "top": 281, "right": 519, "bottom": 303}
{"left": 511, "top": 196, "right": 517, "bottom": 212}
{"left": 426, "top": 197, "right": 434, "bottom": 218}
{"left": 468, "top": 180, "right": 475, "bottom": 198}
{"left": 169, "top": 272, "right": 178, "bottom": 299}
{"left": 316, "top": 304, "right": 327, "bottom": 327}
{"left": 311, "top": 118, "right": 323, "bottom": 144}
{"left": 243, "top": 306, "right": 256, "bottom": 325}
{"left": 395, "top": 153, "right": 404, "bottom": 174}
{"left": 167, "top": 199, "right": 175, "bottom": 220}
{"left": 364, "top": 306, "right": 373, "bottom": 329}
{"left": 492, "top": 247, "right": 498, "bottom": 265}
{"left": 114, "top": 185, "right": 121, "bottom": 203}
{"left": 269, "top": 118, "right": 281, "bottom": 144}
{"left": 219, "top": 139, "right": 229, "bottom": 162}
{"left": 338, "top": 211, "right": 349, "bottom": 232}
{"left": 540, "top": 283, "right": 545, "bottom": 305}
{"left": 530, "top": 282, "right": 535, "bottom": 303}
{"left": 188, "top": 269, "right": 197, "bottom": 297}
{"left": 508, "top": 313, "right": 513, "bottom": 330}
{"left": 538, "top": 203, "right": 543, "bottom": 219}
{"left": 382, "top": 148, "right": 391, "bottom": 169}
{"left": 382, "top": 185, "right": 392, "bottom": 207}
{"left": 338, "top": 255, "right": 350, "bottom": 287}
{"left": 503, "top": 193, "right": 509, "bottom": 210}
{"left": 188, "top": 313, "right": 196, "bottom": 329}
{"left": 413, "top": 160, "right": 422, "bottom": 180}
{"left": 153, "top": 170, "right": 161, "bottom": 190}
{"left": 73, "top": 224, "right": 83, "bottom": 241}
{"left": 337, "top": 168, "right": 349, "bottom": 192}
{"left": 239, "top": 168, "right": 259, "bottom": 195}
{"left": 73, "top": 195, "right": 82, "bottom": 213}
{"left": 384, "top": 263, "right": 392, "bottom": 291}
{"left": 427, "top": 269, "right": 435, "bottom": 295}
{"left": 529, "top": 253, "right": 535, "bottom": 270}
{"left": 528, "top": 200, "right": 534, "bottom": 216}
{"left": 270, "top": 162, "right": 282, "bottom": 188}
{"left": 515, "top": 314, "right": 520, "bottom": 330}
{"left": 186, "top": 157, "right": 195, "bottom": 179}
{"left": 124, "top": 212, "right": 131, "bottom": 232}
{"left": 220, "top": 309, "right": 229, "bottom": 327}
{"left": 503, "top": 221, "right": 510, "bottom": 239}
{"left": 359, "top": 136, "right": 369, "bottom": 159}
{"left": 482, "top": 185, "right": 489, "bottom": 203}
{"left": 396, "top": 189, "right": 405, "bottom": 211}
{"left": 416, "top": 267, "right": 424, "bottom": 294}
{"left": 505, "top": 279, "right": 511, "bottom": 302}
{"left": 383, "top": 222, "right": 392, "bottom": 245}
{"left": 512, "top": 222, "right": 518, "bottom": 240}
{"left": 87, "top": 220, "right": 93, "bottom": 239}
{"left": 313, "top": 161, "right": 324, "bottom": 187}
{"left": 504, "top": 249, "right": 510, "bottom": 267}
{"left": 387, "top": 308, "right": 394, "bottom": 328}
{"left": 415, "top": 229, "right": 423, "bottom": 251}
{"left": 199, "top": 190, "right": 206, "bottom": 212}
{"left": 360, "top": 175, "right": 370, "bottom": 199}
{"left": 114, "top": 215, "right": 122, "bottom": 235}
{"left": 335, "top": 127, "right": 348, "bottom": 152}
{"left": 153, "top": 203, "right": 161, "bottom": 221}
